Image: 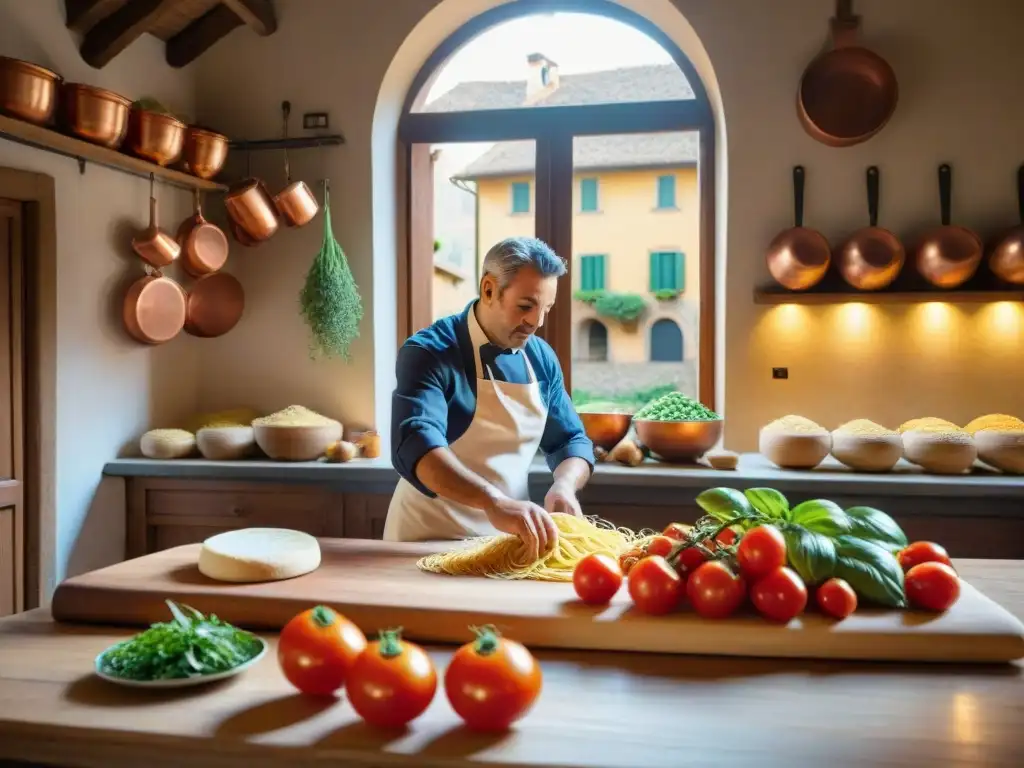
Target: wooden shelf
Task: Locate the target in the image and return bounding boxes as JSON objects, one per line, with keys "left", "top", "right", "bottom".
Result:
{"left": 754, "top": 288, "right": 1024, "bottom": 305}
{"left": 0, "top": 114, "right": 227, "bottom": 192}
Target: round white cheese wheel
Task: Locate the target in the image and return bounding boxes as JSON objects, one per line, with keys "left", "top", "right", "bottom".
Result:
{"left": 198, "top": 528, "right": 321, "bottom": 582}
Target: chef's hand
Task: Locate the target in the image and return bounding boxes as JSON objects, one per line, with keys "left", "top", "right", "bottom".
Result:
{"left": 544, "top": 479, "right": 583, "bottom": 518}
{"left": 485, "top": 496, "right": 559, "bottom": 563}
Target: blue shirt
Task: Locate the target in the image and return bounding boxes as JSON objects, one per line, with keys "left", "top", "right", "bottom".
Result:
{"left": 391, "top": 301, "right": 595, "bottom": 497}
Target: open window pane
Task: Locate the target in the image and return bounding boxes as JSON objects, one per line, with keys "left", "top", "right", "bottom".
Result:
{"left": 570, "top": 131, "right": 701, "bottom": 411}
{"left": 427, "top": 140, "right": 536, "bottom": 323}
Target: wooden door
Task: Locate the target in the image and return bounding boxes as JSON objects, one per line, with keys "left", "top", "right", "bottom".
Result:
{"left": 0, "top": 199, "right": 24, "bottom": 616}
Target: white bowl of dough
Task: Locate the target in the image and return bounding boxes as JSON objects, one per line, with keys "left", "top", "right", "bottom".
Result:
{"left": 140, "top": 428, "right": 196, "bottom": 459}
{"left": 760, "top": 415, "right": 831, "bottom": 469}
{"left": 901, "top": 428, "right": 977, "bottom": 475}
{"left": 830, "top": 419, "right": 903, "bottom": 472}
{"left": 197, "top": 425, "right": 256, "bottom": 461}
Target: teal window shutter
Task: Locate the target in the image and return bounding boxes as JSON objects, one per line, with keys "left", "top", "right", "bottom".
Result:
{"left": 674, "top": 252, "right": 685, "bottom": 292}
{"left": 580, "top": 178, "right": 599, "bottom": 212}
{"left": 511, "top": 182, "right": 530, "bottom": 213}
{"left": 650, "top": 251, "right": 684, "bottom": 291}
{"left": 657, "top": 175, "right": 676, "bottom": 209}
{"left": 580, "top": 254, "right": 606, "bottom": 291}
{"left": 649, "top": 252, "right": 659, "bottom": 291}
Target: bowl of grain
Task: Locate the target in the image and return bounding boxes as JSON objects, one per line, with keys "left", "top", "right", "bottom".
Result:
{"left": 631, "top": 392, "right": 722, "bottom": 462}
{"left": 899, "top": 417, "right": 977, "bottom": 475}
{"left": 760, "top": 415, "right": 831, "bottom": 469}
{"left": 139, "top": 428, "right": 196, "bottom": 459}
{"left": 253, "top": 405, "right": 343, "bottom": 461}
{"left": 830, "top": 419, "right": 903, "bottom": 472}
{"left": 965, "top": 414, "right": 1024, "bottom": 474}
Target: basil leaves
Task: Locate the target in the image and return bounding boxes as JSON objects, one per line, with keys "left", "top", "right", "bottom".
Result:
{"left": 695, "top": 487, "right": 908, "bottom": 608}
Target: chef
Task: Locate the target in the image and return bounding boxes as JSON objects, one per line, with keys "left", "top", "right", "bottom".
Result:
{"left": 385, "top": 236, "right": 595, "bottom": 561}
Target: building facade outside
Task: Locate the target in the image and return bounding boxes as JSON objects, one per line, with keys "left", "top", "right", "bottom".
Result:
{"left": 427, "top": 57, "right": 700, "bottom": 406}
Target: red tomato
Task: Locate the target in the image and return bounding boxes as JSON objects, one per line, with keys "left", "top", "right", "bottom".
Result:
{"left": 347, "top": 629, "right": 437, "bottom": 728}
{"left": 898, "top": 541, "right": 953, "bottom": 572}
{"left": 662, "top": 523, "right": 690, "bottom": 541}
{"left": 686, "top": 561, "right": 746, "bottom": 619}
{"left": 674, "top": 544, "right": 709, "bottom": 575}
{"left": 736, "top": 525, "right": 787, "bottom": 581}
{"left": 646, "top": 535, "right": 675, "bottom": 558}
{"left": 816, "top": 578, "right": 858, "bottom": 619}
{"left": 278, "top": 606, "right": 367, "bottom": 696}
{"left": 573, "top": 553, "right": 623, "bottom": 605}
{"left": 445, "top": 627, "right": 542, "bottom": 731}
{"left": 751, "top": 567, "right": 808, "bottom": 623}
{"left": 618, "top": 548, "right": 643, "bottom": 575}
{"left": 716, "top": 528, "right": 738, "bottom": 548}
{"left": 627, "top": 556, "right": 684, "bottom": 615}
{"left": 905, "top": 562, "right": 960, "bottom": 612}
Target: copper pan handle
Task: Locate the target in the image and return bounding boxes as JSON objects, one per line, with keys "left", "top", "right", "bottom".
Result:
{"left": 831, "top": 0, "right": 859, "bottom": 48}
{"left": 939, "top": 164, "right": 952, "bottom": 226}
{"left": 792, "top": 165, "right": 805, "bottom": 227}
{"left": 867, "top": 166, "right": 880, "bottom": 227}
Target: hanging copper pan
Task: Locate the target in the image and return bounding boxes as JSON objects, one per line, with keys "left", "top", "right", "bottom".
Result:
{"left": 229, "top": 217, "right": 259, "bottom": 247}
{"left": 838, "top": 166, "right": 905, "bottom": 290}
{"left": 177, "top": 188, "right": 229, "bottom": 276}
{"left": 123, "top": 269, "right": 186, "bottom": 345}
{"left": 273, "top": 101, "right": 319, "bottom": 227}
{"left": 915, "top": 164, "right": 983, "bottom": 288}
{"left": 131, "top": 174, "right": 180, "bottom": 268}
{"left": 184, "top": 272, "right": 245, "bottom": 338}
{"left": 797, "top": 0, "right": 898, "bottom": 148}
{"left": 766, "top": 166, "right": 831, "bottom": 290}
{"left": 989, "top": 165, "right": 1024, "bottom": 285}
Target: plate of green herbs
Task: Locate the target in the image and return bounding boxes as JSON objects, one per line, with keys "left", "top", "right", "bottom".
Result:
{"left": 94, "top": 600, "right": 267, "bottom": 688}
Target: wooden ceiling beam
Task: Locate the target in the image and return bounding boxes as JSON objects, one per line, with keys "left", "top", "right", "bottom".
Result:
{"left": 165, "top": 4, "right": 244, "bottom": 69}
{"left": 79, "top": 0, "right": 178, "bottom": 69}
{"left": 64, "top": 0, "right": 124, "bottom": 34}
{"left": 221, "top": 0, "right": 277, "bottom": 36}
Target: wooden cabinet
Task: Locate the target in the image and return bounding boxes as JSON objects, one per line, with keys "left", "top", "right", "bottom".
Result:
{"left": 343, "top": 493, "right": 391, "bottom": 540}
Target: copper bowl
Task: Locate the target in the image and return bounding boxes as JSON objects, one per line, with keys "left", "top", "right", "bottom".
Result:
{"left": 634, "top": 418, "right": 723, "bottom": 462}
{"left": 578, "top": 411, "right": 633, "bottom": 450}
{"left": 61, "top": 83, "right": 131, "bottom": 148}
{"left": 0, "top": 56, "right": 60, "bottom": 125}
{"left": 126, "top": 108, "right": 185, "bottom": 166}
{"left": 182, "top": 126, "right": 229, "bottom": 180}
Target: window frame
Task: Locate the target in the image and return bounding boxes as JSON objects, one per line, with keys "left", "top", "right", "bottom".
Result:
{"left": 510, "top": 181, "right": 531, "bottom": 214}
{"left": 649, "top": 250, "right": 685, "bottom": 293}
{"left": 656, "top": 174, "right": 677, "bottom": 209}
{"left": 579, "top": 253, "right": 607, "bottom": 291}
{"left": 397, "top": 0, "right": 717, "bottom": 409}
{"left": 579, "top": 177, "right": 600, "bottom": 213}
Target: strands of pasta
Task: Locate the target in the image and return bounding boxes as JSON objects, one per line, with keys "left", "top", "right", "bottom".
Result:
{"left": 416, "top": 513, "right": 653, "bottom": 582}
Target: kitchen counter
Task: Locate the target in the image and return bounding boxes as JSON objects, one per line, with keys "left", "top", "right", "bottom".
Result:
{"left": 0, "top": 558, "right": 1021, "bottom": 768}
{"left": 104, "top": 453, "right": 1024, "bottom": 500}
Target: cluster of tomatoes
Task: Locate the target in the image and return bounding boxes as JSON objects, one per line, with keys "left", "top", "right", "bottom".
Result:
{"left": 276, "top": 605, "right": 541, "bottom": 731}
{"left": 572, "top": 522, "right": 961, "bottom": 621}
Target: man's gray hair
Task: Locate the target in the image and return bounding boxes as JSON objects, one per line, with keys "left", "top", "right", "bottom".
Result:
{"left": 481, "top": 237, "right": 567, "bottom": 292}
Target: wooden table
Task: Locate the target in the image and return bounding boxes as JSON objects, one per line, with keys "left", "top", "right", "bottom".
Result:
{"left": 0, "top": 559, "right": 1022, "bottom": 768}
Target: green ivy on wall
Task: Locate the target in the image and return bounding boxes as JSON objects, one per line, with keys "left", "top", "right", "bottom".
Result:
{"left": 594, "top": 292, "right": 647, "bottom": 323}
{"left": 653, "top": 288, "right": 682, "bottom": 301}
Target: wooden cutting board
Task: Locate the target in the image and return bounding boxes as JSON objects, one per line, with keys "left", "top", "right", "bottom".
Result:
{"left": 51, "top": 539, "right": 1024, "bottom": 664}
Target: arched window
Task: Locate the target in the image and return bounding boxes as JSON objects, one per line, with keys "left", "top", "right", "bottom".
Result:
{"left": 399, "top": 0, "right": 715, "bottom": 408}
{"left": 650, "top": 318, "right": 684, "bottom": 362}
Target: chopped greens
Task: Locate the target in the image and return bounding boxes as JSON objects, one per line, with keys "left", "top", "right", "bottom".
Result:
{"left": 97, "top": 600, "right": 264, "bottom": 681}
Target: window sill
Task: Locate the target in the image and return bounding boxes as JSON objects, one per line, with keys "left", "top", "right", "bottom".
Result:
{"left": 651, "top": 206, "right": 680, "bottom": 212}
{"left": 577, "top": 209, "right": 603, "bottom": 215}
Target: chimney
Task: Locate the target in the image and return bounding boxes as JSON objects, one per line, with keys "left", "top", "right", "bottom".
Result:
{"left": 525, "top": 52, "right": 559, "bottom": 102}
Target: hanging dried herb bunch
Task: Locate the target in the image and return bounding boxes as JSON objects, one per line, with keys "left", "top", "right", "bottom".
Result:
{"left": 299, "top": 184, "right": 363, "bottom": 359}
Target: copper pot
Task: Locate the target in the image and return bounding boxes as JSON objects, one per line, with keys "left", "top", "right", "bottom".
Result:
{"left": 132, "top": 176, "right": 181, "bottom": 268}
{"left": 123, "top": 271, "right": 187, "bottom": 345}
{"left": 60, "top": 83, "right": 131, "bottom": 149}
{"left": 224, "top": 178, "right": 279, "bottom": 242}
{"left": 0, "top": 56, "right": 60, "bottom": 125}
{"left": 766, "top": 166, "right": 831, "bottom": 290}
{"left": 275, "top": 179, "right": 319, "bottom": 227}
{"left": 837, "top": 166, "right": 904, "bottom": 290}
{"left": 182, "top": 126, "right": 229, "bottom": 180}
{"left": 915, "top": 164, "right": 983, "bottom": 288}
{"left": 184, "top": 272, "right": 245, "bottom": 338}
{"left": 177, "top": 189, "right": 228, "bottom": 276}
{"left": 797, "top": 0, "right": 898, "bottom": 148}
{"left": 126, "top": 108, "right": 186, "bottom": 166}
{"left": 989, "top": 165, "right": 1024, "bottom": 285}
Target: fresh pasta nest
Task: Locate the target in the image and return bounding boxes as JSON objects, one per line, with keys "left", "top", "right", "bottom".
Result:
{"left": 416, "top": 513, "right": 651, "bottom": 582}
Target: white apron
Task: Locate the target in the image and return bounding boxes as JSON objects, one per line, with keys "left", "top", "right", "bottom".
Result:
{"left": 384, "top": 318, "right": 548, "bottom": 542}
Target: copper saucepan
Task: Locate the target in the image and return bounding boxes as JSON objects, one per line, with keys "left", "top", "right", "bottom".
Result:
{"left": 838, "top": 166, "right": 905, "bottom": 290}
{"left": 177, "top": 188, "right": 229, "bottom": 276}
{"left": 224, "top": 177, "right": 279, "bottom": 243}
{"left": 797, "top": 0, "right": 898, "bottom": 148}
{"left": 123, "top": 268, "right": 187, "bottom": 345}
{"left": 273, "top": 101, "right": 319, "bottom": 227}
{"left": 184, "top": 272, "right": 245, "bottom": 338}
{"left": 766, "top": 166, "right": 831, "bottom": 290}
{"left": 132, "top": 174, "right": 180, "bottom": 268}
{"left": 915, "top": 164, "right": 983, "bottom": 288}
{"left": 989, "top": 164, "right": 1024, "bottom": 285}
